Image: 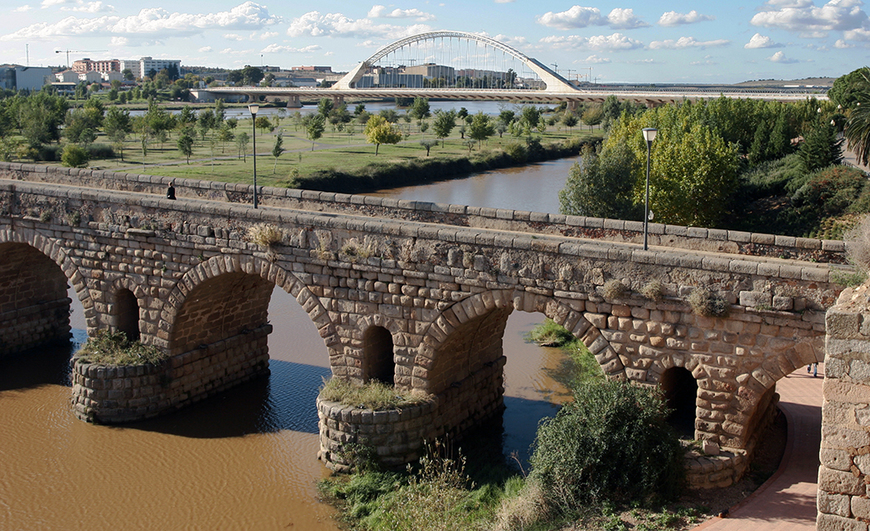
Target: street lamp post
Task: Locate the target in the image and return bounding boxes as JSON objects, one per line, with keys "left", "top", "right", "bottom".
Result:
{"left": 248, "top": 103, "right": 259, "bottom": 209}
{"left": 642, "top": 127, "right": 658, "bottom": 251}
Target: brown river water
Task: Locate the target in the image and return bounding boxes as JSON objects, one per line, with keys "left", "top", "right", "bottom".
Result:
{"left": 0, "top": 158, "right": 577, "bottom": 530}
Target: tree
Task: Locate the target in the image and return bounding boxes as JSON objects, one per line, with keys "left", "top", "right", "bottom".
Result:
{"left": 845, "top": 68, "right": 870, "bottom": 166}
{"left": 432, "top": 109, "right": 456, "bottom": 147}
{"left": 581, "top": 106, "right": 604, "bottom": 130}
{"left": 104, "top": 107, "right": 132, "bottom": 160}
{"left": 317, "top": 98, "right": 334, "bottom": 117}
{"left": 17, "top": 92, "right": 68, "bottom": 149}
{"left": 235, "top": 131, "right": 250, "bottom": 161}
{"left": 255, "top": 116, "right": 273, "bottom": 133}
{"left": 122, "top": 68, "right": 134, "bottom": 81}
{"left": 467, "top": 112, "right": 495, "bottom": 149}
{"left": 61, "top": 144, "right": 89, "bottom": 168}
{"left": 64, "top": 108, "right": 98, "bottom": 145}
{"left": 419, "top": 139, "right": 437, "bottom": 156}
{"left": 217, "top": 124, "right": 234, "bottom": 153}
{"left": 303, "top": 114, "right": 326, "bottom": 151}
{"left": 364, "top": 115, "right": 402, "bottom": 155}
{"left": 800, "top": 121, "right": 843, "bottom": 172}
{"left": 830, "top": 67, "right": 870, "bottom": 108}
{"left": 378, "top": 109, "right": 399, "bottom": 123}
{"left": 562, "top": 112, "right": 579, "bottom": 131}
{"left": 272, "top": 134, "right": 284, "bottom": 173}
{"left": 559, "top": 143, "right": 641, "bottom": 220}
{"left": 177, "top": 130, "right": 195, "bottom": 163}
{"left": 409, "top": 97, "right": 431, "bottom": 120}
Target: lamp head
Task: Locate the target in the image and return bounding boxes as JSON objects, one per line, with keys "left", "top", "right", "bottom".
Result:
{"left": 642, "top": 127, "right": 658, "bottom": 143}
{"left": 248, "top": 103, "right": 259, "bottom": 116}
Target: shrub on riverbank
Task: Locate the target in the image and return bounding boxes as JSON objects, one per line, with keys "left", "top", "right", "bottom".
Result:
{"left": 75, "top": 330, "right": 165, "bottom": 365}
{"left": 289, "top": 136, "right": 592, "bottom": 193}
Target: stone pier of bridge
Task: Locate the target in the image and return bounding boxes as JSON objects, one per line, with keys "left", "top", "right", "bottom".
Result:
{"left": 0, "top": 163, "right": 849, "bottom": 486}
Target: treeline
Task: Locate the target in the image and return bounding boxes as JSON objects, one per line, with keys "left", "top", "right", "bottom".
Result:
{"left": 559, "top": 87, "right": 866, "bottom": 238}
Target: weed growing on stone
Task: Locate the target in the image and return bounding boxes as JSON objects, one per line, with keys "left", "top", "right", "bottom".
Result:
{"left": 603, "top": 279, "right": 629, "bottom": 300}
{"left": 76, "top": 329, "right": 165, "bottom": 365}
{"left": 640, "top": 280, "right": 665, "bottom": 301}
{"left": 687, "top": 288, "right": 729, "bottom": 317}
{"left": 246, "top": 223, "right": 284, "bottom": 247}
{"left": 318, "top": 377, "right": 427, "bottom": 411}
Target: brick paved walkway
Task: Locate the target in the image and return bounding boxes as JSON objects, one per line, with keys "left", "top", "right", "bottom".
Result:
{"left": 694, "top": 365, "right": 822, "bottom": 531}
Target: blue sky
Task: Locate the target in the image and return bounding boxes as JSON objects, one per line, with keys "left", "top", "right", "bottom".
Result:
{"left": 2, "top": 0, "right": 868, "bottom": 83}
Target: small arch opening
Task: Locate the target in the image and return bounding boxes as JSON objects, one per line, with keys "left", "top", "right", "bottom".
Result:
{"left": 363, "top": 326, "right": 394, "bottom": 384}
{"left": 660, "top": 366, "right": 698, "bottom": 438}
{"left": 115, "top": 288, "right": 140, "bottom": 342}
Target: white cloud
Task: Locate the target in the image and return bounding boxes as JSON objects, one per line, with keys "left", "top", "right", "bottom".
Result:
{"left": 537, "top": 6, "right": 604, "bottom": 29}
{"left": 41, "top": 0, "right": 67, "bottom": 7}
{"left": 769, "top": 50, "right": 799, "bottom": 62}
{"left": 288, "top": 11, "right": 431, "bottom": 38}
{"left": 4, "top": 2, "right": 279, "bottom": 41}
{"left": 583, "top": 54, "right": 611, "bottom": 64}
{"left": 845, "top": 26, "right": 870, "bottom": 39}
{"left": 13, "top": 5, "right": 32, "bottom": 12}
{"left": 540, "top": 32, "right": 643, "bottom": 51}
{"left": 259, "top": 31, "right": 278, "bottom": 40}
{"left": 66, "top": 2, "right": 114, "bottom": 13}
{"left": 745, "top": 33, "right": 781, "bottom": 48}
{"left": 649, "top": 36, "right": 730, "bottom": 49}
{"left": 493, "top": 33, "right": 528, "bottom": 49}
{"left": 110, "top": 36, "right": 127, "bottom": 45}
{"left": 835, "top": 38, "right": 853, "bottom": 46}
{"left": 367, "top": 5, "right": 435, "bottom": 21}
{"left": 199, "top": 46, "right": 213, "bottom": 52}
{"left": 224, "top": 33, "right": 244, "bottom": 41}
{"left": 750, "top": 0, "right": 870, "bottom": 37}
{"left": 658, "top": 10, "right": 714, "bottom": 27}
{"left": 494, "top": 0, "right": 514, "bottom": 3}
{"left": 607, "top": 8, "right": 648, "bottom": 29}
{"left": 261, "top": 43, "right": 321, "bottom": 53}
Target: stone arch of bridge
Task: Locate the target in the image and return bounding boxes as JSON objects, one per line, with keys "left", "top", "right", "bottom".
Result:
{"left": 0, "top": 228, "right": 96, "bottom": 334}
{"left": 110, "top": 277, "right": 148, "bottom": 342}
{"left": 414, "top": 289, "right": 627, "bottom": 396}
{"left": 158, "top": 255, "right": 339, "bottom": 360}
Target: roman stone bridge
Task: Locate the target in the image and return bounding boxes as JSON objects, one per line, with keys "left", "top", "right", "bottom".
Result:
{"left": 0, "top": 163, "right": 848, "bottom": 486}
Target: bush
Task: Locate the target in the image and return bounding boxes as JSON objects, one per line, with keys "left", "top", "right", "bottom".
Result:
{"left": 529, "top": 379, "right": 684, "bottom": 507}
{"left": 61, "top": 144, "right": 89, "bottom": 168}
{"left": 793, "top": 165, "right": 867, "bottom": 218}
{"left": 602, "top": 279, "right": 628, "bottom": 300}
{"left": 87, "top": 143, "right": 115, "bottom": 159}
{"left": 502, "top": 142, "right": 527, "bottom": 163}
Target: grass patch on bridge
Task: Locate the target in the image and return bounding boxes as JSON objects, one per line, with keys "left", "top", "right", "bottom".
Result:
{"left": 75, "top": 329, "right": 165, "bottom": 366}
{"left": 318, "top": 377, "right": 428, "bottom": 410}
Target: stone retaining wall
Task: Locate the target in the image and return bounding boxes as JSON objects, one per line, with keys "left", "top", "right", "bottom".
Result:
{"left": 817, "top": 284, "right": 870, "bottom": 531}
{"left": 318, "top": 356, "right": 506, "bottom": 471}
{"left": 0, "top": 162, "right": 846, "bottom": 263}
{"left": 72, "top": 324, "right": 271, "bottom": 423}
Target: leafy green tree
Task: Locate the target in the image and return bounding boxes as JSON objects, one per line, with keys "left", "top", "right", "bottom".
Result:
{"left": 104, "top": 107, "right": 132, "bottom": 160}
{"left": 467, "top": 112, "right": 495, "bottom": 149}
{"left": 178, "top": 106, "right": 197, "bottom": 127}
{"left": 64, "top": 108, "right": 98, "bottom": 145}
{"left": 17, "top": 92, "right": 68, "bottom": 149}
{"left": 409, "top": 97, "right": 431, "bottom": 120}
{"left": 255, "top": 116, "right": 273, "bottom": 133}
{"left": 235, "top": 131, "right": 250, "bottom": 161}
{"left": 378, "top": 109, "right": 399, "bottom": 123}
{"left": 354, "top": 103, "right": 366, "bottom": 115}
{"left": 364, "top": 114, "right": 402, "bottom": 155}
{"left": 830, "top": 67, "right": 870, "bottom": 108}
{"left": 562, "top": 112, "right": 578, "bottom": 131}
{"left": 217, "top": 124, "right": 234, "bottom": 153}
{"left": 559, "top": 143, "right": 641, "bottom": 220}
{"left": 800, "top": 121, "right": 843, "bottom": 172}
{"left": 61, "top": 144, "right": 89, "bottom": 168}
{"left": 271, "top": 134, "right": 284, "bottom": 173}
{"left": 581, "top": 106, "right": 603, "bottom": 131}
{"left": 197, "top": 109, "right": 216, "bottom": 140}
{"left": 432, "top": 109, "right": 456, "bottom": 147}
{"left": 177, "top": 130, "right": 195, "bottom": 163}
{"left": 317, "top": 97, "right": 335, "bottom": 117}
{"left": 419, "top": 139, "right": 437, "bottom": 156}
{"left": 303, "top": 113, "right": 326, "bottom": 151}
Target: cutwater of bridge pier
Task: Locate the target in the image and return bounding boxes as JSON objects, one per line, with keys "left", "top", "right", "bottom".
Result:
{"left": 0, "top": 163, "right": 847, "bottom": 488}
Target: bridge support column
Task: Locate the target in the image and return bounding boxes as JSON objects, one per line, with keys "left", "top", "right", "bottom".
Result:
{"left": 71, "top": 324, "right": 271, "bottom": 423}
{"left": 318, "top": 356, "right": 506, "bottom": 471}
{"left": 287, "top": 95, "right": 302, "bottom": 108}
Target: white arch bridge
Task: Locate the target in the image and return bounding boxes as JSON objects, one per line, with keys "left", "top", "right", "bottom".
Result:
{"left": 192, "top": 30, "right": 828, "bottom": 107}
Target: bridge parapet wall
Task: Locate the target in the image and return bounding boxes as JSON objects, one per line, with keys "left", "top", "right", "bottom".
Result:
{"left": 0, "top": 163, "right": 846, "bottom": 263}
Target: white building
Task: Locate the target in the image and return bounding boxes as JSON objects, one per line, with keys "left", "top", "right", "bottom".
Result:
{"left": 0, "top": 65, "right": 52, "bottom": 91}
{"left": 55, "top": 70, "right": 80, "bottom": 83}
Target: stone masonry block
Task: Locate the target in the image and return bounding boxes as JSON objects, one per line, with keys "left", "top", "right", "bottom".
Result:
{"left": 818, "top": 491, "right": 851, "bottom": 517}
{"left": 818, "top": 467, "right": 866, "bottom": 496}
{"left": 817, "top": 513, "right": 867, "bottom": 531}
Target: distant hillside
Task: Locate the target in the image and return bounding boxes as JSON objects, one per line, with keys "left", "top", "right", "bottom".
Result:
{"left": 734, "top": 77, "right": 834, "bottom": 88}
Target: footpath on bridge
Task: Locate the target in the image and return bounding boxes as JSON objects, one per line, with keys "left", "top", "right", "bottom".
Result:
{"left": 694, "top": 366, "right": 822, "bottom": 531}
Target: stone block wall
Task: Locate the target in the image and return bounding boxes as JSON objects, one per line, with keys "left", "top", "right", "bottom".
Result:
{"left": 72, "top": 324, "right": 271, "bottom": 423}
{"left": 818, "top": 284, "right": 870, "bottom": 531}
{"left": 318, "top": 356, "right": 506, "bottom": 471}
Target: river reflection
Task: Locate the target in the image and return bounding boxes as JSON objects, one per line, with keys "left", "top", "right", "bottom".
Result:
{"left": 1, "top": 248, "right": 573, "bottom": 530}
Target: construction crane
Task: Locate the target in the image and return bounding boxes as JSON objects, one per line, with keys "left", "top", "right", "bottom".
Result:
{"left": 55, "top": 49, "right": 107, "bottom": 68}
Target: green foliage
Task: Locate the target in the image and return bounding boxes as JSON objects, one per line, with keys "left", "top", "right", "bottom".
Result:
{"left": 60, "top": 144, "right": 89, "bottom": 168}
{"left": 503, "top": 142, "right": 528, "bottom": 163}
{"left": 529, "top": 379, "right": 684, "bottom": 507}
{"left": 468, "top": 112, "right": 495, "bottom": 148}
{"left": 364, "top": 114, "right": 403, "bottom": 155}
{"left": 524, "top": 318, "right": 575, "bottom": 347}
{"left": 830, "top": 66, "right": 870, "bottom": 108}
{"left": 409, "top": 97, "right": 431, "bottom": 120}
{"left": 176, "top": 131, "right": 194, "bottom": 163}
{"left": 559, "top": 142, "right": 640, "bottom": 220}
{"left": 792, "top": 165, "right": 867, "bottom": 224}
{"left": 76, "top": 329, "right": 165, "bottom": 366}
{"left": 303, "top": 114, "right": 326, "bottom": 150}
{"left": 799, "top": 122, "right": 843, "bottom": 172}
{"left": 318, "top": 377, "right": 426, "bottom": 410}
{"left": 844, "top": 68, "right": 870, "bottom": 166}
